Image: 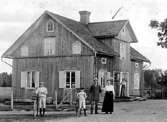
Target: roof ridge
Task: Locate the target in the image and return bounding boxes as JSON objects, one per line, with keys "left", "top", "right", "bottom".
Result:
{"left": 89, "top": 20, "right": 128, "bottom": 24}
{"left": 45, "top": 10, "right": 81, "bottom": 24}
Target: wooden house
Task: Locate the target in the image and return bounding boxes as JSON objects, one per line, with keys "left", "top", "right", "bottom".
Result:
{"left": 1, "top": 10, "right": 150, "bottom": 102}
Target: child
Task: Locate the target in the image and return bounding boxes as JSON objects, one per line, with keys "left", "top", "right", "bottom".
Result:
{"left": 36, "top": 82, "right": 48, "bottom": 117}
{"left": 77, "top": 88, "right": 87, "bottom": 116}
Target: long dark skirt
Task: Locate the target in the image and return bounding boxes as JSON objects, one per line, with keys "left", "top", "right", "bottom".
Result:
{"left": 120, "top": 85, "right": 126, "bottom": 97}
{"left": 102, "top": 91, "right": 114, "bottom": 113}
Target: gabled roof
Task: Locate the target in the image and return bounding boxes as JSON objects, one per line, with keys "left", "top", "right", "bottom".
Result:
{"left": 130, "top": 47, "right": 150, "bottom": 63}
{"left": 88, "top": 20, "right": 138, "bottom": 43}
{"left": 88, "top": 20, "right": 127, "bottom": 37}
{"left": 2, "top": 11, "right": 119, "bottom": 58}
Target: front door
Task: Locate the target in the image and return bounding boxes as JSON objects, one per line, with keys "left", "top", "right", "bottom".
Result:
{"left": 113, "top": 71, "right": 121, "bottom": 97}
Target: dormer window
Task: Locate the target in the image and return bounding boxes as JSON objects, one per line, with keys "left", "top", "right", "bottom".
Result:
{"left": 46, "top": 20, "right": 54, "bottom": 32}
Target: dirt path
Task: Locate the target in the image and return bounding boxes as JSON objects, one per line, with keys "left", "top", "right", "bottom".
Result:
{"left": 1, "top": 100, "right": 167, "bottom": 122}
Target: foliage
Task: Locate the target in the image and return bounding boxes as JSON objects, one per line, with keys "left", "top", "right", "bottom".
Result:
{"left": 0, "top": 72, "right": 12, "bottom": 87}
{"left": 144, "top": 69, "right": 160, "bottom": 89}
{"left": 157, "top": 70, "right": 167, "bottom": 87}
{"left": 149, "top": 19, "right": 167, "bottom": 48}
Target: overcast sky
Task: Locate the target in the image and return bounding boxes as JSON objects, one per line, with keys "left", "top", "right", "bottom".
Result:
{"left": 1, "top": 0, "right": 167, "bottom": 73}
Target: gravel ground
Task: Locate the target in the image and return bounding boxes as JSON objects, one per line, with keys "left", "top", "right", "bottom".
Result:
{"left": 1, "top": 100, "right": 167, "bottom": 122}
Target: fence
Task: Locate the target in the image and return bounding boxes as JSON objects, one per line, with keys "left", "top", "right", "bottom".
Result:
{"left": 0, "top": 87, "right": 12, "bottom": 100}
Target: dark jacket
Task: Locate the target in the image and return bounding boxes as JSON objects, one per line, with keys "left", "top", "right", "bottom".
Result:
{"left": 89, "top": 84, "right": 102, "bottom": 101}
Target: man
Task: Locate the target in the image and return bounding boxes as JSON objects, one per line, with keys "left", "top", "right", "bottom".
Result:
{"left": 36, "top": 82, "right": 48, "bottom": 116}
{"left": 89, "top": 77, "right": 102, "bottom": 114}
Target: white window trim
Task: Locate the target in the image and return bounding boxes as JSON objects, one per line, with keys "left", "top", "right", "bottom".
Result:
{"left": 44, "top": 37, "right": 55, "bottom": 56}
{"left": 46, "top": 20, "right": 54, "bottom": 32}
{"left": 59, "top": 70, "right": 80, "bottom": 89}
{"left": 21, "top": 71, "right": 39, "bottom": 89}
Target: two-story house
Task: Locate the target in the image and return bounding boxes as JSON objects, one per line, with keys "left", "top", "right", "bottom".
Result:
{"left": 1, "top": 10, "right": 150, "bottom": 102}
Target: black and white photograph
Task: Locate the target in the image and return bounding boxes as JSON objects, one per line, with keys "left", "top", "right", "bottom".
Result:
{"left": 0, "top": 0, "right": 167, "bottom": 122}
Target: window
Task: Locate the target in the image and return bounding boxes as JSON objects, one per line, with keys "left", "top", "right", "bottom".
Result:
{"left": 65, "top": 71, "right": 75, "bottom": 88}
{"left": 59, "top": 70, "right": 80, "bottom": 88}
{"left": 46, "top": 20, "right": 54, "bottom": 32}
{"left": 21, "top": 71, "right": 39, "bottom": 89}
{"left": 72, "top": 41, "right": 81, "bottom": 54}
{"left": 21, "top": 46, "right": 28, "bottom": 56}
{"left": 134, "top": 72, "right": 140, "bottom": 89}
{"left": 44, "top": 37, "right": 55, "bottom": 55}
{"left": 120, "top": 42, "right": 126, "bottom": 60}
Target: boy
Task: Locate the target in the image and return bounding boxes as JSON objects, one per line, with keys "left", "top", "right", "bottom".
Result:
{"left": 77, "top": 88, "right": 87, "bottom": 116}
{"left": 36, "top": 82, "right": 48, "bottom": 117}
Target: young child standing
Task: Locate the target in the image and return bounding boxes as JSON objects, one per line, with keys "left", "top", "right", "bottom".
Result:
{"left": 77, "top": 88, "right": 87, "bottom": 116}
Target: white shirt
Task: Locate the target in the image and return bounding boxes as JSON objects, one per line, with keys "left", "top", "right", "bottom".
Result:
{"left": 105, "top": 85, "right": 115, "bottom": 95}
{"left": 77, "top": 91, "right": 87, "bottom": 101}
{"left": 36, "top": 87, "right": 48, "bottom": 98}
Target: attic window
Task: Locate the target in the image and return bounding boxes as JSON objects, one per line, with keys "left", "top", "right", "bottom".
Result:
{"left": 72, "top": 41, "right": 81, "bottom": 54}
{"left": 46, "top": 20, "right": 54, "bottom": 32}
{"left": 21, "top": 46, "right": 28, "bottom": 57}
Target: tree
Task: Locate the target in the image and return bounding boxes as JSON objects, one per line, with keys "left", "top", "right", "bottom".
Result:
{"left": 149, "top": 19, "right": 167, "bottom": 48}
{"left": 0, "top": 72, "right": 12, "bottom": 87}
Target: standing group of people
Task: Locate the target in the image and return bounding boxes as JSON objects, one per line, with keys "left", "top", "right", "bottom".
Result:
{"left": 76, "top": 77, "right": 115, "bottom": 116}
{"left": 34, "top": 77, "right": 116, "bottom": 117}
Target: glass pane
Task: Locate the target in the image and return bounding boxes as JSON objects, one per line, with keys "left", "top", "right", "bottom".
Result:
{"left": 32, "top": 71, "right": 35, "bottom": 88}
{"left": 27, "top": 72, "right": 31, "bottom": 88}
{"left": 66, "top": 72, "right": 70, "bottom": 88}
{"left": 71, "top": 72, "right": 75, "bottom": 88}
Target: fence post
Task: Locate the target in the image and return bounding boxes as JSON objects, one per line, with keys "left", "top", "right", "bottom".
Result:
{"left": 55, "top": 90, "right": 57, "bottom": 108}
{"left": 11, "top": 87, "right": 13, "bottom": 110}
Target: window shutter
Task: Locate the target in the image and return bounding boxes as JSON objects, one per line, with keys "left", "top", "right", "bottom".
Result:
{"left": 21, "top": 72, "right": 27, "bottom": 88}
{"left": 35, "top": 71, "right": 40, "bottom": 88}
{"left": 75, "top": 71, "right": 80, "bottom": 88}
{"left": 59, "top": 71, "right": 66, "bottom": 88}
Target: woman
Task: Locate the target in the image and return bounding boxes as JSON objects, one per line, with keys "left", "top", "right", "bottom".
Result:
{"left": 120, "top": 78, "right": 127, "bottom": 98}
{"left": 102, "top": 79, "right": 115, "bottom": 114}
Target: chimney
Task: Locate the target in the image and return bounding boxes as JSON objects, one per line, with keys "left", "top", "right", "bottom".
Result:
{"left": 79, "top": 11, "right": 91, "bottom": 24}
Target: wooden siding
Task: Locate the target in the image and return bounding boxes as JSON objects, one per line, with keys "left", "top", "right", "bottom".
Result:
{"left": 13, "top": 56, "right": 94, "bottom": 101}
{"left": 12, "top": 14, "right": 93, "bottom": 58}
{"left": 97, "top": 37, "right": 132, "bottom": 96}
{"left": 117, "top": 26, "right": 133, "bottom": 43}
{"left": 96, "top": 56, "right": 114, "bottom": 75}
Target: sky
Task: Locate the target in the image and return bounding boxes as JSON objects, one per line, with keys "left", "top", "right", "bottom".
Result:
{"left": 0, "top": 0, "right": 167, "bottom": 73}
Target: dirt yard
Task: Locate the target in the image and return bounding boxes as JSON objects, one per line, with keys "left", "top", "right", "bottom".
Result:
{"left": 1, "top": 100, "right": 167, "bottom": 122}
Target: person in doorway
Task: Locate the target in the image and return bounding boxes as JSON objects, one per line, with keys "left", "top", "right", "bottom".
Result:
{"left": 36, "top": 82, "right": 48, "bottom": 117}
{"left": 120, "top": 78, "right": 127, "bottom": 98}
{"left": 89, "top": 77, "right": 102, "bottom": 114}
{"left": 77, "top": 88, "right": 87, "bottom": 116}
{"left": 102, "top": 79, "right": 115, "bottom": 114}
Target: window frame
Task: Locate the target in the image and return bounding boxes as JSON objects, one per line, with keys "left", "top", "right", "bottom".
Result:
{"left": 72, "top": 41, "right": 81, "bottom": 54}
{"left": 21, "top": 71, "right": 39, "bottom": 89}
{"left": 120, "top": 42, "right": 126, "bottom": 60}
{"left": 44, "top": 37, "right": 55, "bottom": 56}
{"left": 46, "top": 20, "right": 54, "bottom": 32}
{"left": 59, "top": 70, "right": 80, "bottom": 89}
{"left": 21, "top": 45, "right": 29, "bottom": 57}
{"left": 65, "top": 71, "right": 76, "bottom": 89}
